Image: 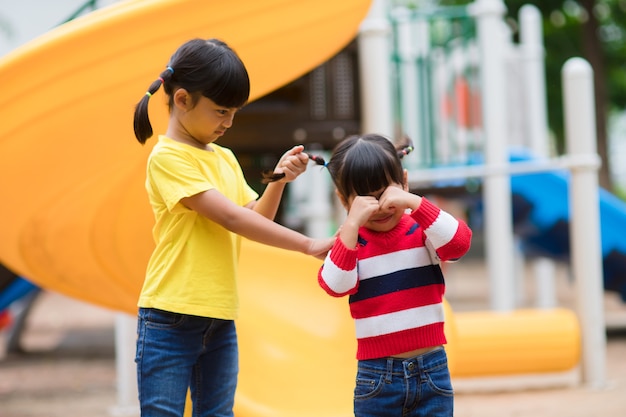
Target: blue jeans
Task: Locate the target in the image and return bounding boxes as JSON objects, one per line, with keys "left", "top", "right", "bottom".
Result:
{"left": 135, "top": 308, "right": 238, "bottom": 417}
{"left": 353, "top": 347, "right": 454, "bottom": 417}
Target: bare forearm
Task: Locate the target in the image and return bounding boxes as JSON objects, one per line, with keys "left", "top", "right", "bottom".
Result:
{"left": 183, "top": 188, "right": 319, "bottom": 255}
{"left": 338, "top": 220, "right": 360, "bottom": 249}
{"left": 252, "top": 182, "right": 286, "bottom": 220}
{"left": 226, "top": 205, "right": 312, "bottom": 253}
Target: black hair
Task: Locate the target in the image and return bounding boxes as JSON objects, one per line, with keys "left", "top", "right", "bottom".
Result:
{"left": 326, "top": 134, "right": 413, "bottom": 201}
{"left": 260, "top": 135, "right": 413, "bottom": 197}
{"left": 133, "top": 38, "right": 251, "bottom": 144}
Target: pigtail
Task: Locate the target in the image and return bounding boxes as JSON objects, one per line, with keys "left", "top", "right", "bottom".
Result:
{"left": 307, "top": 154, "right": 327, "bottom": 166}
{"left": 395, "top": 135, "right": 414, "bottom": 160}
{"left": 260, "top": 153, "right": 327, "bottom": 184}
{"left": 133, "top": 67, "right": 175, "bottom": 144}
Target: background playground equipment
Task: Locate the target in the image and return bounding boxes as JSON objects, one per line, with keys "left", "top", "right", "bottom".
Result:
{"left": 0, "top": 0, "right": 608, "bottom": 414}
{"left": 387, "top": 2, "right": 626, "bottom": 304}
{"left": 509, "top": 151, "right": 626, "bottom": 301}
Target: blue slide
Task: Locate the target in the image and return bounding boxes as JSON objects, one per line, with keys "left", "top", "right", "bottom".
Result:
{"left": 0, "top": 264, "right": 38, "bottom": 312}
{"left": 0, "top": 264, "right": 41, "bottom": 353}
{"left": 509, "top": 156, "right": 626, "bottom": 301}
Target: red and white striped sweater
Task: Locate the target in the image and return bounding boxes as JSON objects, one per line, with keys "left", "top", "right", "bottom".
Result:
{"left": 318, "top": 198, "right": 472, "bottom": 360}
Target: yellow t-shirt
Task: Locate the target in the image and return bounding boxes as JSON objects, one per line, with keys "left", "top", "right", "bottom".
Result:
{"left": 138, "top": 136, "right": 259, "bottom": 319}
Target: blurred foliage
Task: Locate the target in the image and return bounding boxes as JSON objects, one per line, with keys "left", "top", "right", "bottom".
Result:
{"left": 0, "top": 13, "right": 14, "bottom": 40}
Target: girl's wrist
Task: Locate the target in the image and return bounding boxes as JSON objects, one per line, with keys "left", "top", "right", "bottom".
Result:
{"left": 409, "top": 194, "right": 423, "bottom": 211}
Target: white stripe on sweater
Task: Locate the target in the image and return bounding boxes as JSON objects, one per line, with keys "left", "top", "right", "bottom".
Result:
{"left": 321, "top": 251, "right": 358, "bottom": 294}
{"left": 355, "top": 303, "right": 444, "bottom": 338}
{"left": 423, "top": 211, "right": 458, "bottom": 248}
{"left": 358, "top": 247, "right": 432, "bottom": 280}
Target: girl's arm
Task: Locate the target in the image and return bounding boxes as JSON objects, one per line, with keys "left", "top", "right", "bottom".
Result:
{"left": 379, "top": 187, "right": 471, "bottom": 261}
{"left": 338, "top": 196, "right": 379, "bottom": 249}
{"left": 318, "top": 238, "right": 359, "bottom": 297}
{"left": 182, "top": 188, "right": 333, "bottom": 258}
{"left": 318, "top": 196, "right": 378, "bottom": 296}
{"left": 410, "top": 198, "right": 472, "bottom": 261}
{"left": 247, "top": 145, "right": 309, "bottom": 220}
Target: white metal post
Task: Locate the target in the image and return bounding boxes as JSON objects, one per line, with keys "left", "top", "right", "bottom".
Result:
{"left": 358, "top": 0, "right": 394, "bottom": 137}
{"left": 396, "top": 7, "right": 419, "bottom": 141}
{"left": 520, "top": 4, "right": 549, "bottom": 158}
{"left": 111, "top": 313, "right": 139, "bottom": 416}
{"left": 304, "top": 158, "right": 333, "bottom": 239}
{"left": 472, "top": 0, "right": 516, "bottom": 311}
{"left": 395, "top": 7, "right": 420, "bottom": 169}
{"left": 562, "top": 57, "right": 606, "bottom": 388}
{"left": 520, "top": 4, "right": 557, "bottom": 308}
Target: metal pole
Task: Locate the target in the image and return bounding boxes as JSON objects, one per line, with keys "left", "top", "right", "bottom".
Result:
{"left": 395, "top": 7, "right": 420, "bottom": 168}
{"left": 520, "top": 4, "right": 549, "bottom": 158}
{"left": 562, "top": 57, "right": 606, "bottom": 388}
{"left": 472, "top": 0, "right": 516, "bottom": 311}
{"left": 111, "top": 313, "right": 139, "bottom": 416}
{"left": 520, "top": 4, "right": 556, "bottom": 308}
{"left": 357, "top": 0, "right": 394, "bottom": 137}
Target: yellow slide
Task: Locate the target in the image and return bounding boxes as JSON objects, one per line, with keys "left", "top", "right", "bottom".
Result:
{"left": 0, "top": 0, "right": 372, "bottom": 312}
{"left": 0, "top": 0, "right": 581, "bottom": 412}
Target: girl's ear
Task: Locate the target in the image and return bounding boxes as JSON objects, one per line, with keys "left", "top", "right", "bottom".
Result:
{"left": 172, "top": 88, "right": 192, "bottom": 111}
{"left": 335, "top": 189, "right": 350, "bottom": 211}
{"left": 402, "top": 169, "right": 409, "bottom": 191}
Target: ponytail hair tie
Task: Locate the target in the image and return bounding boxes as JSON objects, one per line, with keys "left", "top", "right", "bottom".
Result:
{"left": 398, "top": 145, "right": 413, "bottom": 159}
{"left": 145, "top": 92, "right": 152, "bottom": 97}
{"left": 307, "top": 153, "right": 327, "bottom": 167}
{"left": 166, "top": 66, "right": 174, "bottom": 74}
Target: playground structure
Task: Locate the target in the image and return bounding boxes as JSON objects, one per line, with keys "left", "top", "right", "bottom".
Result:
{"left": 0, "top": 0, "right": 612, "bottom": 414}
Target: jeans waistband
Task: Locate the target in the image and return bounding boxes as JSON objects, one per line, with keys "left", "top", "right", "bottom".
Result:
{"left": 357, "top": 347, "right": 448, "bottom": 379}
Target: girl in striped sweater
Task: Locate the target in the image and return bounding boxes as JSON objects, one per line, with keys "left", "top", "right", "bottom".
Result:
{"left": 317, "top": 134, "right": 472, "bottom": 417}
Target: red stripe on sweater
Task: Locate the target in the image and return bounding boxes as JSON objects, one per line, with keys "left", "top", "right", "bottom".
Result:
{"left": 436, "top": 220, "right": 473, "bottom": 260}
{"left": 410, "top": 198, "right": 441, "bottom": 229}
{"left": 356, "top": 322, "right": 446, "bottom": 360}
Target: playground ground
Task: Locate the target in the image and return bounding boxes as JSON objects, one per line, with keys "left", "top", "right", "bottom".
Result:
{"left": 1, "top": 258, "right": 625, "bottom": 417}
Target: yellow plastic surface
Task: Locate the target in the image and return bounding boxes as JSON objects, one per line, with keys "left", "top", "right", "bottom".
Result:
{"left": 452, "top": 308, "right": 581, "bottom": 377}
{"left": 235, "top": 240, "right": 356, "bottom": 416}
{"left": 0, "top": 0, "right": 372, "bottom": 312}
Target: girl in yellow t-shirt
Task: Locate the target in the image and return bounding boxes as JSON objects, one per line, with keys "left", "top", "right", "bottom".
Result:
{"left": 132, "top": 38, "right": 333, "bottom": 417}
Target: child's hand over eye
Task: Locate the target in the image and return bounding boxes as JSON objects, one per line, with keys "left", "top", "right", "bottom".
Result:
{"left": 348, "top": 196, "right": 381, "bottom": 228}
{"left": 337, "top": 196, "right": 380, "bottom": 249}
{"left": 378, "top": 186, "right": 422, "bottom": 212}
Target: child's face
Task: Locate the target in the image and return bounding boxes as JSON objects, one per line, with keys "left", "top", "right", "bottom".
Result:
{"left": 195, "top": 97, "right": 239, "bottom": 142}
{"left": 177, "top": 93, "right": 240, "bottom": 145}
{"left": 345, "top": 183, "right": 405, "bottom": 233}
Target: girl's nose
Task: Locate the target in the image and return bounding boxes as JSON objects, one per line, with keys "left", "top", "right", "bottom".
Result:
{"left": 223, "top": 114, "right": 235, "bottom": 128}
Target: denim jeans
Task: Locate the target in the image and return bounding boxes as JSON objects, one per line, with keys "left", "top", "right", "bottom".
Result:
{"left": 135, "top": 308, "right": 238, "bottom": 417}
{"left": 353, "top": 347, "right": 453, "bottom": 417}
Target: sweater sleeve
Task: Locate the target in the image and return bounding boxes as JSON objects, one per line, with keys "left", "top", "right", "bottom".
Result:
{"left": 318, "top": 237, "right": 359, "bottom": 297}
{"left": 410, "top": 198, "right": 472, "bottom": 261}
